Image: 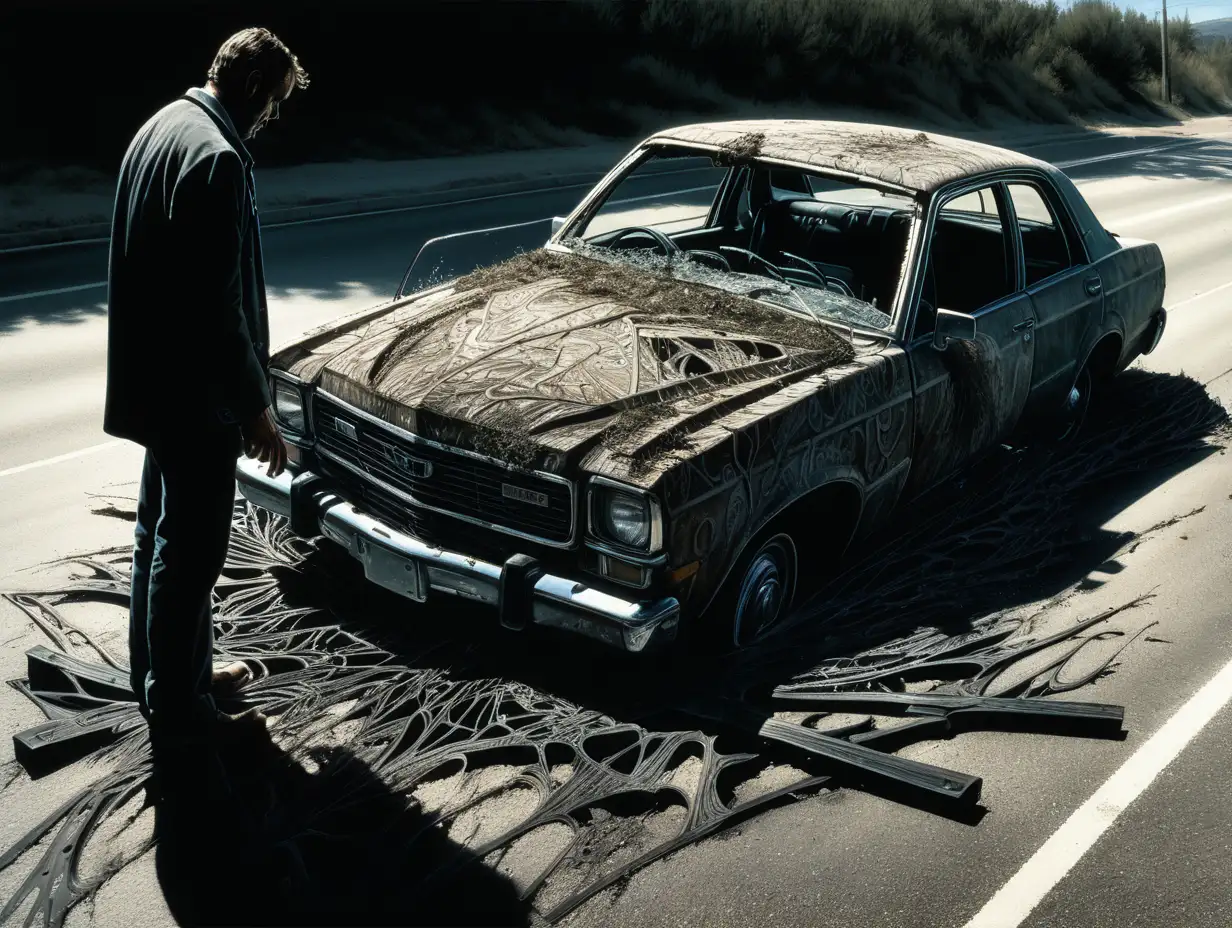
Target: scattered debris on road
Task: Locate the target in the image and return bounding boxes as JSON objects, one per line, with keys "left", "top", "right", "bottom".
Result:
{"left": 1, "top": 369, "right": 1227, "bottom": 927}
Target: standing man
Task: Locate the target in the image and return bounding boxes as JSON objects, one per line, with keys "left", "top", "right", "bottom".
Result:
{"left": 105, "top": 28, "right": 308, "bottom": 754}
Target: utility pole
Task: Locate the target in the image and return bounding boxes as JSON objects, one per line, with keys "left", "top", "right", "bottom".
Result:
{"left": 1161, "top": 0, "right": 1171, "bottom": 104}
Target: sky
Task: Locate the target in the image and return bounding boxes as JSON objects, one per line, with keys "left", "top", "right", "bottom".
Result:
{"left": 1060, "top": 0, "right": 1232, "bottom": 22}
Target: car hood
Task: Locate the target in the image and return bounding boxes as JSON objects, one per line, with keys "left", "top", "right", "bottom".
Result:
{"left": 273, "top": 250, "right": 862, "bottom": 478}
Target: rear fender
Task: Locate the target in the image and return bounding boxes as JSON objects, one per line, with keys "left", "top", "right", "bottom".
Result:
{"left": 1092, "top": 239, "right": 1165, "bottom": 369}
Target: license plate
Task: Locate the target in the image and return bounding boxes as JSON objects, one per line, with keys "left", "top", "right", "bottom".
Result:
{"left": 502, "top": 483, "right": 549, "bottom": 507}
{"left": 358, "top": 537, "right": 427, "bottom": 602}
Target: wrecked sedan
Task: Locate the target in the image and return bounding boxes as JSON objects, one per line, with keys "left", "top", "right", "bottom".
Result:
{"left": 237, "top": 120, "right": 1168, "bottom": 653}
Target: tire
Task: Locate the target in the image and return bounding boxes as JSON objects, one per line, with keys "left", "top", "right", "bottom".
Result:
{"left": 727, "top": 533, "right": 798, "bottom": 650}
{"left": 1050, "top": 363, "right": 1093, "bottom": 445}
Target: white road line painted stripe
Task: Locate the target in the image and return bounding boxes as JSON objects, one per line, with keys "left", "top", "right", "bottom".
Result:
{"left": 0, "top": 440, "right": 125, "bottom": 479}
{"left": 0, "top": 182, "right": 717, "bottom": 304}
{"left": 0, "top": 233, "right": 109, "bottom": 255}
{"left": 1055, "top": 137, "right": 1206, "bottom": 168}
{"left": 4, "top": 137, "right": 1231, "bottom": 305}
{"left": 17, "top": 267, "right": 1222, "bottom": 478}
{"left": 5, "top": 186, "right": 1204, "bottom": 307}
{"left": 0, "top": 281, "right": 106, "bottom": 304}
{"left": 1103, "top": 188, "right": 1232, "bottom": 230}
{"left": 605, "top": 183, "right": 719, "bottom": 207}
{"left": 1170, "top": 278, "right": 1232, "bottom": 310}
{"left": 0, "top": 178, "right": 608, "bottom": 256}
{"left": 963, "top": 653, "right": 1232, "bottom": 928}
{"left": 5, "top": 134, "right": 1229, "bottom": 257}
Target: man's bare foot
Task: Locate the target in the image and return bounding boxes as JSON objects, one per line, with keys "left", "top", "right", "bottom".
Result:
{"left": 211, "top": 661, "right": 253, "bottom": 698}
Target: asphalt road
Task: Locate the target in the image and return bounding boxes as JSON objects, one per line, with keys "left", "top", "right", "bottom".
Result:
{"left": 2, "top": 119, "right": 1232, "bottom": 928}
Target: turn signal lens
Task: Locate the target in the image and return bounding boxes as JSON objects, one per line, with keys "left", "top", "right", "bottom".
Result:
{"left": 600, "top": 555, "right": 648, "bottom": 587}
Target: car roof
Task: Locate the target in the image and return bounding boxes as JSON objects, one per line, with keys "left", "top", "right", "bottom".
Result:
{"left": 646, "top": 119, "right": 1049, "bottom": 194}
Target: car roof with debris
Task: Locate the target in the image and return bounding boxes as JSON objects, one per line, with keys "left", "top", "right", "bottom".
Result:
{"left": 646, "top": 119, "right": 1049, "bottom": 194}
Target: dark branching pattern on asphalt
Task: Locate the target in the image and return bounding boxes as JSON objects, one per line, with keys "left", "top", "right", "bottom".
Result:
{"left": 1, "top": 369, "right": 1228, "bottom": 927}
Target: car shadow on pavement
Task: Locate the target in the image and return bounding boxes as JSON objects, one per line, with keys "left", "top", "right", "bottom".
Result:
{"left": 345, "top": 367, "right": 1228, "bottom": 721}
{"left": 0, "top": 368, "right": 1224, "bottom": 928}
{"left": 256, "top": 367, "right": 1227, "bottom": 833}
{"left": 151, "top": 733, "right": 530, "bottom": 928}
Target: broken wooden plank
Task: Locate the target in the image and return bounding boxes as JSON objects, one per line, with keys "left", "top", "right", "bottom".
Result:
{"left": 679, "top": 697, "right": 982, "bottom": 805}
{"left": 13, "top": 703, "right": 143, "bottom": 779}
{"left": 771, "top": 689, "right": 1124, "bottom": 736}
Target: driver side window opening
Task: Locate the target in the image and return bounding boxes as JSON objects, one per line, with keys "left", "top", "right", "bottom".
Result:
{"left": 914, "top": 183, "right": 1014, "bottom": 341}
{"left": 574, "top": 153, "right": 728, "bottom": 241}
{"left": 566, "top": 145, "right": 920, "bottom": 333}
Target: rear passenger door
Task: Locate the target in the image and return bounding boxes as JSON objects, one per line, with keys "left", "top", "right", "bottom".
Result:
{"left": 1006, "top": 179, "right": 1104, "bottom": 420}
{"left": 902, "top": 182, "right": 1037, "bottom": 498}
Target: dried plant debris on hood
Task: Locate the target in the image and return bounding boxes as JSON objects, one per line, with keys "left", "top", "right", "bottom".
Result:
{"left": 454, "top": 247, "right": 857, "bottom": 361}
{"left": 601, "top": 401, "right": 697, "bottom": 475}
{"left": 460, "top": 409, "right": 556, "bottom": 470}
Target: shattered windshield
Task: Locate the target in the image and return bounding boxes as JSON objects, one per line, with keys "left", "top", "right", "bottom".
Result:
{"left": 558, "top": 238, "right": 894, "bottom": 332}
{"left": 563, "top": 147, "right": 918, "bottom": 333}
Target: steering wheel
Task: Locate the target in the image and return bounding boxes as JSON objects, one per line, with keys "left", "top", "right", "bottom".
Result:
{"left": 606, "top": 226, "right": 682, "bottom": 257}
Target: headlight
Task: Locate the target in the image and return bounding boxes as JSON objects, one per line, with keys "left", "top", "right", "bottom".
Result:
{"left": 272, "top": 378, "right": 306, "bottom": 432}
{"left": 602, "top": 491, "right": 650, "bottom": 548}
{"left": 589, "top": 480, "right": 662, "bottom": 553}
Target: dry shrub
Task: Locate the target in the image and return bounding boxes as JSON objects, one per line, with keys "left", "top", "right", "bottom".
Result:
{"left": 1169, "top": 51, "right": 1232, "bottom": 110}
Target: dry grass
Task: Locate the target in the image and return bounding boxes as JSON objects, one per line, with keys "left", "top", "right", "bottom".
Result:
{"left": 601, "top": 401, "right": 697, "bottom": 475}
{"left": 9, "top": 0, "right": 1230, "bottom": 181}
{"left": 713, "top": 131, "right": 767, "bottom": 166}
{"left": 368, "top": 1, "right": 1228, "bottom": 156}
{"left": 445, "top": 247, "right": 857, "bottom": 470}
{"left": 455, "top": 248, "right": 856, "bottom": 357}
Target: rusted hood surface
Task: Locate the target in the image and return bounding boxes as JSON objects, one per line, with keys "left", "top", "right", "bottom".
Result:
{"left": 274, "top": 250, "right": 861, "bottom": 475}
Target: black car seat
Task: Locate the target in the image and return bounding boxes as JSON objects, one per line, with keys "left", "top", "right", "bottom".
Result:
{"left": 748, "top": 198, "right": 860, "bottom": 296}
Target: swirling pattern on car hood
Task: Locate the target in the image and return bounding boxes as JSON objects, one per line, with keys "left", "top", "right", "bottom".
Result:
{"left": 273, "top": 251, "right": 864, "bottom": 474}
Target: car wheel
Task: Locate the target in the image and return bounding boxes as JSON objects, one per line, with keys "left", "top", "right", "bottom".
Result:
{"left": 1051, "top": 363, "right": 1093, "bottom": 444}
{"left": 730, "top": 533, "right": 797, "bottom": 649}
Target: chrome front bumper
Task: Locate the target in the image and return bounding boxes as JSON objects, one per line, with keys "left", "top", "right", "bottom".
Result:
{"left": 235, "top": 457, "right": 680, "bottom": 653}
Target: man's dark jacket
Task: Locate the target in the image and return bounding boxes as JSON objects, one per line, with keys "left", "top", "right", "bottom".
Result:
{"left": 105, "top": 88, "right": 271, "bottom": 446}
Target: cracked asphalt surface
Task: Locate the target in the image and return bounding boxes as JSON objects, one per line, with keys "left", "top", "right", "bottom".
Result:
{"left": 2, "top": 118, "right": 1232, "bottom": 928}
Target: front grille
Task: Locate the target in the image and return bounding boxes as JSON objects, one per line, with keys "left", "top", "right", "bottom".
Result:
{"left": 312, "top": 394, "right": 574, "bottom": 546}
{"left": 316, "top": 459, "right": 521, "bottom": 564}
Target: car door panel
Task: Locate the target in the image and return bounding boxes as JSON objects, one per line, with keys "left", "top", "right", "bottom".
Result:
{"left": 1007, "top": 180, "right": 1105, "bottom": 419}
{"left": 1024, "top": 263, "right": 1104, "bottom": 415}
{"left": 904, "top": 291, "right": 1036, "bottom": 498}
{"left": 903, "top": 181, "right": 1036, "bottom": 498}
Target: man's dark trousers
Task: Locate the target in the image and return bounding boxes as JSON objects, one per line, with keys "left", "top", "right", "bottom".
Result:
{"left": 129, "top": 428, "right": 242, "bottom": 732}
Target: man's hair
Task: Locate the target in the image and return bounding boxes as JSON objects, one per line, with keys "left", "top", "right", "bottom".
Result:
{"left": 207, "top": 27, "right": 309, "bottom": 97}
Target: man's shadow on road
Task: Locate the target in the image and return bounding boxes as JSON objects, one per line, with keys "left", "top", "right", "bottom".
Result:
{"left": 152, "top": 733, "right": 529, "bottom": 928}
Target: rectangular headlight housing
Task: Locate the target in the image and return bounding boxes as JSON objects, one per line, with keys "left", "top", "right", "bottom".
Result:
{"left": 587, "top": 477, "right": 663, "bottom": 555}
{"left": 271, "top": 375, "right": 308, "bottom": 434}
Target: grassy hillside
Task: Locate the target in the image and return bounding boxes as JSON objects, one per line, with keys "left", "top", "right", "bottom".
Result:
{"left": 1195, "top": 18, "right": 1232, "bottom": 42}
{"left": 3, "top": 0, "right": 1232, "bottom": 176}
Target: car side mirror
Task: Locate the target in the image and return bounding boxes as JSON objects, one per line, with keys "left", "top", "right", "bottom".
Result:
{"left": 932, "top": 308, "right": 977, "bottom": 351}
{"left": 550, "top": 216, "right": 567, "bottom": 238}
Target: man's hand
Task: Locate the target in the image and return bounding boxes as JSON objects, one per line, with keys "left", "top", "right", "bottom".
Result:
{"left": 241, "top": 406, "right": 287, "bottom": 477}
